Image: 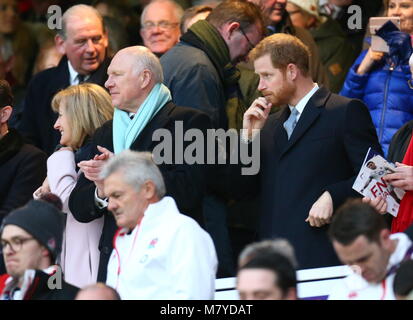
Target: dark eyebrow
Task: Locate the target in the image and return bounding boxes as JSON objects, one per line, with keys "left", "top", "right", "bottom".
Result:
{"left": 354, "top": 253, "right": 372, "bottom": 264}
{"left": 1, "top": 236, "right": 25, "bottom": 242}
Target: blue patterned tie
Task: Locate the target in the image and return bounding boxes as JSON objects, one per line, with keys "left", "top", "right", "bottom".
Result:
{"left": 283, "top": 108, "right": 299, "bottom": 139}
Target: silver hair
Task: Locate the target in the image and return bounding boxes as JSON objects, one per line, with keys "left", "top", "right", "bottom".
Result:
{"left": 238, "top": 238, "right": 298, "bottom": 268}
{"left": 124, "top": 46, "right": 164, "bottom": 83}
{"left": 58, "top": 4, "right": 105, "bottom": 40}
{"left": 140, "top": 0, "right": 184, "bottom": 26}
{"left": 100, "top": 150, "right": 166, "bottom": 198}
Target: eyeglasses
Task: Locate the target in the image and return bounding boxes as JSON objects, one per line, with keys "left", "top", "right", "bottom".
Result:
{"left": 142, "top": 20, "right": 179, "bottom": 31}
{"left": 239, "top": 26, "right": 255, "bottom": 51}
{"left": 0, "top": 237, "right": 36, "bottom": 254}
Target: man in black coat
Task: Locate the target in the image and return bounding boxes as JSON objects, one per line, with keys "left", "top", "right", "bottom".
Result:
{"left": 69, "top": 46, "right": 212, "bottom": 282}
{"left": 0, "top": 80, "right": 47, "bottom": 275}
{"left": 16, "top": 4, "right": 110, "bottom": 155}
{"left": 0, "top": 80, "right": 46, "bottom": 223}
{"left": 239, "top": 33, "right": 382, "bottom": 269}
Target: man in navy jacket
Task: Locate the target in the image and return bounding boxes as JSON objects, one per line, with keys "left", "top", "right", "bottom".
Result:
{"left": 17, "top": 4, "right": 110, "bottom": 155}
{"left": 239, "top": 33, "right": 382, "bottom": 269}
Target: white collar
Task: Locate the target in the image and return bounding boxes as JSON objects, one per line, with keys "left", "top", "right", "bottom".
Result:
{"left": 118, "top": 197, "right": 179, "bottom": 237}
{"left": 288, "top": 83, "right": 319, "bottom": 120}
{"left": 387, "top": 233, "right": 413, "bottom": 272}
{"left": 67, "top": 61, "right": 89, "bottom": 85}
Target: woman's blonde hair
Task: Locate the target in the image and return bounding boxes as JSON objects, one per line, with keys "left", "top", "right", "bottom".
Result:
{"left": 51, "top": 83, "right": 113, "bottom": 149}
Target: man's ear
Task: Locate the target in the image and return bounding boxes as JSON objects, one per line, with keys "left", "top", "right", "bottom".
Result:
{"left": 143, "top": 180, "right": 157, "bottom": 200}
{"left": 380, "top": 228, "right": 392, "bottom": 249}
{"left": 221, "top": 21, "right": 240, "bottom": 41}
{"left": 286, "top": 63, "right": 298, "bottom": 81}
{"left": 55, "top": 34, "right": 66, "bottom": 56}
{"left": 0, "top": 106, "right": 12, "bottom": 123}
{"left": 102, "top": 31, "right": 109, "bottom": 49}
{"left": 140, "top": 69, "right": 152, "bottom": 89}
{"left": 41, "top": 246, "right": 50, "bottom": 258}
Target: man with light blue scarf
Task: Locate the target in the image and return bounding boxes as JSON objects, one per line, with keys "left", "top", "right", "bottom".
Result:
{"left": 68, "top": 46, "right": 213, "bottom": 282}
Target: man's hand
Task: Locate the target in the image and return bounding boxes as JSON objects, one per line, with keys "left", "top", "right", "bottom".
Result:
{"left": 306, "top": 191, "right": 333, "bottom": 227}
{"left": 384, "top": 162, "right": 413, "bottom": 191}
{"left": 362, "top": 196, "right": 387, "bottom": 214}
{"left": 77, "top": 146, "right": 114, "bottom": 198}
{"left": 243, "top": 97, "right": 272, "bottom": 140}
{"left": 94, "top": 145, "right": 114, "bottom": 161}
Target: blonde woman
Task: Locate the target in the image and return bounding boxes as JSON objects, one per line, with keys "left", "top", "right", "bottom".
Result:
{"left": 34, "top": 83, "right": 113, "bottom": 288}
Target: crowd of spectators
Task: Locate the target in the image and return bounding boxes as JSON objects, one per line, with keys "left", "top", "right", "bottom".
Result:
{"left": 0, "top": 0, "right": 413, "bottom": 301}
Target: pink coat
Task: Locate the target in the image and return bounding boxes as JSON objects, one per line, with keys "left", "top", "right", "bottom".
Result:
{"left": 35, "top": 150, "right": 103, "bottom": 288}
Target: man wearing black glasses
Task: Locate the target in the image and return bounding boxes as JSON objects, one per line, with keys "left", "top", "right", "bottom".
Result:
{"left": 161, "top": 0, "right": 265, "bottom": 279}
{"left": 161, "top": 0, "right": 265, "bottom": 130}
{"left": 0, "top": 198, "right": 78, "bottom": 300}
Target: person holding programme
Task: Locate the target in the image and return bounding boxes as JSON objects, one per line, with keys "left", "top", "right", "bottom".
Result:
{"left": 237, "top": 33, "right": 381, "bottom": 269}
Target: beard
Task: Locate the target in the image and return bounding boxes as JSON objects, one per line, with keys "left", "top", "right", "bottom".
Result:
{"left": 261, "top": 80, "right": 296, "bottom": 107}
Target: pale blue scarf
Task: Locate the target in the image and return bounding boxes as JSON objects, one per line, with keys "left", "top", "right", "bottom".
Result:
{"left": 113, "top": 83, "right": 171, "bottom": 154}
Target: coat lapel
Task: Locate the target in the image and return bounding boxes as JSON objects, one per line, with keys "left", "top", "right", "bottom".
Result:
{"left": 47, "top": 57, "right": 71, "bottom": 123}
{"left": 272, "top": 106, "right": 290, "bottom": 152}
{"left": 280, "top": 87, "right": 331, "bottom": 156}
{"left": 130, "top": 102, "right": 175, "bottom": 151}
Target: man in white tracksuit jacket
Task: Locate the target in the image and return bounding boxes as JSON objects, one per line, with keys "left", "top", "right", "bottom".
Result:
{"left": 328, "top": 199, "right": 413, "bottom": 300}
{"left": 101, "top": 150, "right": 217, "bottom": 299}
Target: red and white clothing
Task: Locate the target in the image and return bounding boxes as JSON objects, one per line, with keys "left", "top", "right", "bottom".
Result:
{"left": 328, "top": 233, "right": 413, "bottom": 300}
{"left": 0, "top": 266, "right": 78, "bottom": 300}
{"left": 392, "top": 131, "right": 413, "bottom": 233}
{"left": 106, "top": 196, "right": 217, "bottom": 300}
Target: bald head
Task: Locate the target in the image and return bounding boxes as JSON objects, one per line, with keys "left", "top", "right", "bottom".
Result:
{"left": 105, "top": 46, "right": 164, "bottom": 112}
{"left": 113, "top": 46, "right": 164, "bottom": 83}
{"left": 75, "top": 283, "right": 121, "bottom": 300}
